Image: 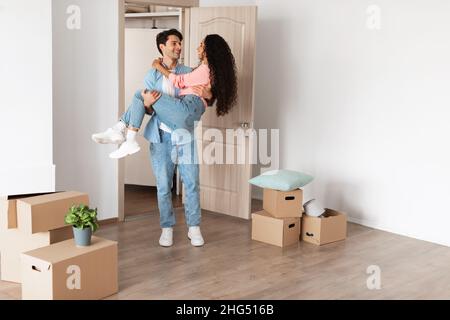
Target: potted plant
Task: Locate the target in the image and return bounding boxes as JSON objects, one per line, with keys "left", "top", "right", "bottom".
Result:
{"left": 64, "top": 204, "right": 99, "bottom": 246}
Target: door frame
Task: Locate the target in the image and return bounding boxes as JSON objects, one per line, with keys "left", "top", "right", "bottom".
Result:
{"left": 117, "top": 0, "right": 199, "bottom": 222}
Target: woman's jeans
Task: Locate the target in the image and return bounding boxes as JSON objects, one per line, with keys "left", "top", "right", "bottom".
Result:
{"left": 150, "top": 129, "right": 201, "bottom": 228}
{"left": 121, "top": 89, "right": 205, "bottom": 131}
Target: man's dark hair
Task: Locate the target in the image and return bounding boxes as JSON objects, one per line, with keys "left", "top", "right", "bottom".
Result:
{"left": 156, "top": 29, "right": 183, "bottom": 55}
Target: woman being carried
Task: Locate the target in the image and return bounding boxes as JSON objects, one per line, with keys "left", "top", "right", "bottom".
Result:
{"left": 93, "top": 33, "right": 238, "bottom": 159}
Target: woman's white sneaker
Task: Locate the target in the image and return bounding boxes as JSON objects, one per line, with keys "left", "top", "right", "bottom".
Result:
{"left": 159, "top": 227, "right": 173, "bottom": 247}
{"left": 92, "top": 128, "right": 125, "bottom": 144}
{"left": 188, "top": 226, "right": 204, "bottom": 247}
{"left": 109, "top": 140, "right": 140, "bottom": 159}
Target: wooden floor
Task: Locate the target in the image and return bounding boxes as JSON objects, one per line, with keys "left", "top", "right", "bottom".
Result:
{"left": 124, "top": 184, "right": 182, "bottom": 218}
{"left": 2, "top": 201, "right": 450, "bottom": 299}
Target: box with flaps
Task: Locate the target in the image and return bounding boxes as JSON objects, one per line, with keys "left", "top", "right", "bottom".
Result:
{"left": 263, "top": 188, "right": 303, "bottom": 218}
{"left": 301, "top": 209, "right": 347, "bottom": 245}
{"left": 1, "top": 193, "right": 53, "bottom": 230}
{"left": 0, "top": 196, "right": 19, "bottom": 230}
{"left": 17, "top": 191, "right": 89, "bottom": 234}
{"left": 251, "top": 210, "right": 300, "bottom": 247}
{"left": 0, "top": 226, "right": 73, "bottom": 283}
{"left": 21, "top": 236, "right": 118, "bottom": 300}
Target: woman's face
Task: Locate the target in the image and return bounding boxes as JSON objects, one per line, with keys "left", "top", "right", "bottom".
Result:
{"left": 197, "top": 41, "right": 206, "bottom": 61}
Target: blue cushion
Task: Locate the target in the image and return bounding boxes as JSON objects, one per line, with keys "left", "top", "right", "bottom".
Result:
{"left": 249, "top": 169, "right": 313, "bottom": 191}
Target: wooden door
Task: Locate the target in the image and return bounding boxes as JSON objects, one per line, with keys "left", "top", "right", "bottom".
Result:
{"left": 188, "top": 7, "right": 257, "bottom": 219}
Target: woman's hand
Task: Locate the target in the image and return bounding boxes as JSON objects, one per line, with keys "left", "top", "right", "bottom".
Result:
{"left": 191, "top": 85, "right": 213, "bottom": 99}
{"left": 141, "top": 89, "right": 161, "bottom": 109}
{"left": 152, "top": 58, "right": 171, "bottom": 78}
{"left": 152, "top": 58, "right": 163, "bottom": 69}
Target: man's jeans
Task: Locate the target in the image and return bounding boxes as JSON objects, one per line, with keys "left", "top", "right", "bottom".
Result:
{"left": 150, "top": 129, "right": 201, "bottom": 228}
{"left": 121, "top": 89, "right": 202, "bottom": 227}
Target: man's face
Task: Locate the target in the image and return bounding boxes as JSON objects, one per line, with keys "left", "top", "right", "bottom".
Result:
{"left": 160, "top": 35, "right": 182, "bottom": 60}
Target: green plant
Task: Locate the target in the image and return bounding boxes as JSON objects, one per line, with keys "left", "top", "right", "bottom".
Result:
{"left": 64, "top": 204, "right": 99, "bottom": 232}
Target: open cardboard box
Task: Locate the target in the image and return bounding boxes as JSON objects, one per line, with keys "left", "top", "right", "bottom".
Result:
{"left": 0, "top": 192, "right": 53, "bottom": 230}
{"left": 301, "top": 208, "right": 347, "bottom": 245}
{"left": 17, "top": 191, "right": 89, "bottom": 234}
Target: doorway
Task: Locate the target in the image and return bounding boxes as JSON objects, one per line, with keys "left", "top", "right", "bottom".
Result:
{"left": 122, "top": 2, "right": 185, "bottom": 220}
{"left": 117, "top": 1, "right": 258, "bottom": 222}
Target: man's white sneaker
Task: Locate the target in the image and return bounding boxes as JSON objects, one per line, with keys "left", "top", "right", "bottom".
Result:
{"left": 109, "top": 140, "right": 141, "bottom": 159}
{"left": 159, "top": 227, "right": 173, "bottom": 247}
{"left": 188, "top": 226, "right": 204, "bottom": 247}
{"left": 92, "top": 128, "right": 125, "bottom": 145}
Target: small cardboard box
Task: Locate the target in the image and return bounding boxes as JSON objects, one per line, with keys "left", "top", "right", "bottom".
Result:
{"left": 263, "top": 188, "right": 303, "bottom": 218}
{"left": 301, "top": 209, "right": 347, "bottom": 246}
{"left": 0, "top": 193, "right": 52, "bottom": 230}
{"left": 21, "top": 236, "right": 118, "bottom": 300}
{"left": 252, "top": 210, "right": 301, "bottom": 247}
{"left": 0, "top": 226, "right": 73, "bottom": 283}
{"left": 17, "top": 191, "right": 89, "bottom": 234}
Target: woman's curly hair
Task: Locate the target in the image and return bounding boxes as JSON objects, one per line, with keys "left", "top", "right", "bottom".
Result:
{"left": 204, "top": 34, "right": 238, "bottom": 117}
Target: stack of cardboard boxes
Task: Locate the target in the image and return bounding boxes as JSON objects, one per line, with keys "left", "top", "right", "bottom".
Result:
{"left": 0, "top": 191, "right": 87, "bottom": 283}
{"left": 252, "top": 188, "right": 303, "bottom": 247}
{"left": 0, "top": 191, "right": 118, "bottom": 300}
{"left": 252, "top": 188, "right": 347, "bottom": 247}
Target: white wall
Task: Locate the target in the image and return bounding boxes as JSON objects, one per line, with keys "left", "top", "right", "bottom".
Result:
{"left": 202, "top": 0, "right": 450, "bottom": 247}
{"left": 52, "top": 0, "right": 119, "bottom": 219}
{"left": 0, "top": 0, "right": 55, "bottom": 196}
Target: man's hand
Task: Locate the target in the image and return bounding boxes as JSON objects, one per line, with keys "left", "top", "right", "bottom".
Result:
{"left": 141, "top": 89, "right": 161, "bottom": 110}
{"left": 191, "top": 85, "right": 213, "bottom": 100}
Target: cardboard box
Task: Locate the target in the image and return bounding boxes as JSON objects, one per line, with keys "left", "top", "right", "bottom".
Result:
{"left": 0, "top": 193, "right": 52, "bottom": 230}
{"left": 251, "top": 210, "right": 301, "bottom": 247}
{"left": 21, "top": 236, "right": 118, "bottom": 300}
{"left": 301, "top": 209, "right": 347, "bottom": 245}
{"left": 0, "top": 196, "right": 18, "bottom": 230}
{"left": 0, "top": 226, "right": 73, "bottom": 283}
{"left": 17, "top": 191, "right": 89, "bottom": 234}
{"left": 263, "top": 188, "right": 303, "bottom": 218}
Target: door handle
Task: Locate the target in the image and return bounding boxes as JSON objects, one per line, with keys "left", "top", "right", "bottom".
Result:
{"left": 240, "top": 122, "right": 250, "bottom": 129}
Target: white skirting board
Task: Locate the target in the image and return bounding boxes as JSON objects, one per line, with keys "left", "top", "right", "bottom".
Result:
{"left": 0, "top": 164, "right": 55, "bottom": 196}
{"left": 347, "top": 216, "right": 450, "bottom": 248}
